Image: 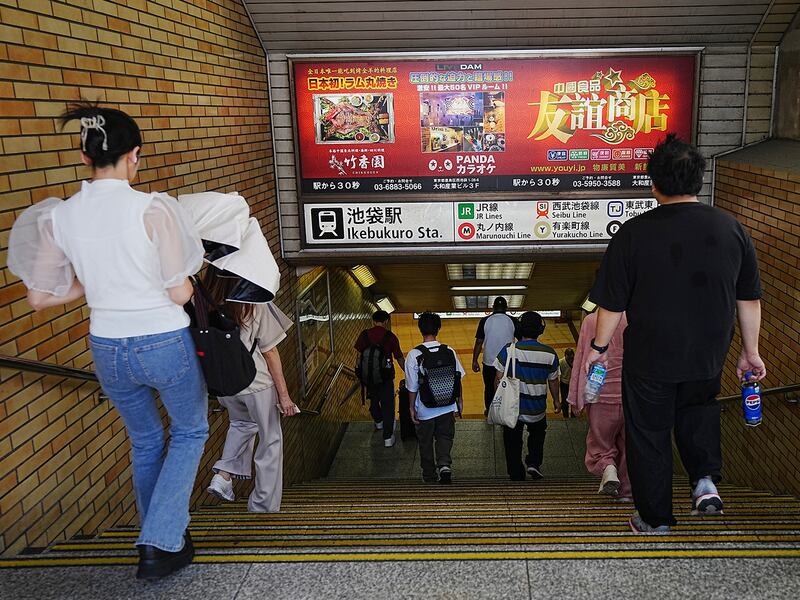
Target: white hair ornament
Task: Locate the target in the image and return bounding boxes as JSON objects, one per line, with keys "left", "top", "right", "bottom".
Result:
{"left": 79, "top": 115, "right": 108, "bottom": 152}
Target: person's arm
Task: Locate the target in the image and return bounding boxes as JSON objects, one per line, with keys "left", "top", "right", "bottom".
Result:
{"left": 264, "top": 346, "right": 299, "bottom": 416}
{"left": 549, "top": 378, "right": 561, "bottom": 414}
{"left": 494, "top": 369, "right": 503, "bottom": 389}
{"left": 408, "top": 390, "right": 419, "bottom": 424}
{"left": 582, "top": 308, "right": 624, "bottom": 373}
{"left": 27, "top": 279, "right": 85, "bottom": 311}
{"left": 736, "top": 299, "right": 766, "bottom": 380}
{"left": 393, "top": 335, "right": 405, "bottom": 371}
{"left": 472, "top": 338, "right": 483, "bottom": 373}
{"left": 167, "top": 278, "right": 193, "bottom": 306}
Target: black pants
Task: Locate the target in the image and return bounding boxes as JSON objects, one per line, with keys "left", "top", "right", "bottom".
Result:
{"left": 416, "top": 412, "right": 456, "bottom": 480}
{"left": 368, "top": 379, "right": 395, "bottom": 439}
{"left": 560, "top": 382, "right": 571, "bottom": 418}
{"left": 502, "top": 417, "right": 547, "bottom": 480}
{"left": 482, "top": 364, "right": 498, "bottom": 413}
{"left": 623, "top": 370, "right": 722, "bottom": 528}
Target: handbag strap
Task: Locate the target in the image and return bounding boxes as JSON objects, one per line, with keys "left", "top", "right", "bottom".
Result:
{"left": 507, "top": 343, "right": 517, "bottom": 379}
{"left": 190, "top": 277, "right": 217, "bottom": 331}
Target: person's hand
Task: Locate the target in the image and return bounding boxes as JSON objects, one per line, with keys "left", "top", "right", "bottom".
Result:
{"left": 457, "top": 398, "right": 464, "bottom": 416}
{"left": 472, "top": 360, "right": 481, "bottom": 373}
{"left": 737, "top": 351, "right": 766, "bottom": 381}
{"left": 583, "top": 348, "right": 607, "bottom": 374}
{"left": 553, "top": 400, "right": 561, "bottom": 414}
{"left": 410, "top": 405, "right": 420, "bottom": 425}
{"left": 277, "top": 396, "right": 300, "bottom": 417}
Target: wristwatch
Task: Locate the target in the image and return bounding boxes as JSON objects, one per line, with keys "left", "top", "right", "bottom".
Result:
{"left": 590, "top": 338, "right": 609, "bottom": 354}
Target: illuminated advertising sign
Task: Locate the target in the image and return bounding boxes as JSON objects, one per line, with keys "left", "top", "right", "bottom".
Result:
{"left": 291, "top": 53, "right": 696, "bottom": 196}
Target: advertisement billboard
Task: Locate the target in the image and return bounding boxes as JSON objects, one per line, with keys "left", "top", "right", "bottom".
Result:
{"left": 291, "top": 52, "right": 697, "bottom": 197}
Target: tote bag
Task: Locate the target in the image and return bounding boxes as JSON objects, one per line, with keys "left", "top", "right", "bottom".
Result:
{"left": 487, "top": 343, "right": 520, "bottom": 428}
{"left": 184, "top": 279, "right": 257, "bottom": 397}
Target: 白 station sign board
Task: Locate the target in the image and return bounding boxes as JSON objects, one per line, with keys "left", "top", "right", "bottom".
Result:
{"left": 288, "top": 50, "right": 698, "bottom": 249}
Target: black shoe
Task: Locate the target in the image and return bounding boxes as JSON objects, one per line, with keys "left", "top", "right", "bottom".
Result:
{"left": 437, "top": 466, "right": 452, "bottom": 484}
{"left": 136, "top": 531, "right": 194, "bottom": 580}
{"left": 526, "top": 466, "right": 544, "bottom": 480}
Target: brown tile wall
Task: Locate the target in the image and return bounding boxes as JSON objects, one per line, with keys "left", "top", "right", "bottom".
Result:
{"left": 0, "top": 0, "right": 374, "bottom": 556}
{"left": 713, "top": 159, "right": 800, "bottom": 496}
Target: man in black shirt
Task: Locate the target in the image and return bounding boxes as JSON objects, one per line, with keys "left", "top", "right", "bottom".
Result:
{"left": 584, "top": 134, "right": 766, "bottom": 533}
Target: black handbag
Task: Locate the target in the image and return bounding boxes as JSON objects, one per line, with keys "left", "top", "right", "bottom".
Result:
{"left": 184, "top": 279, "right": 257, "bottom": 397}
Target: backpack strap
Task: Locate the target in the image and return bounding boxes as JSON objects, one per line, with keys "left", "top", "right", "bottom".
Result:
{"left": 249, "top": 337, "right": 259, "bottom": 355}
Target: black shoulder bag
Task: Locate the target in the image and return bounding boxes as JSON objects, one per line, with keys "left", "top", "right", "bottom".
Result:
{"left": 184, "top": 279, "right": 258, "bottom": 397}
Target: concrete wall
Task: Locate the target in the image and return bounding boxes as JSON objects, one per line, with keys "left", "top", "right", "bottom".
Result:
{"left": 775, "top": 22, "right": 800, "bottom": 140}
{"left": 714, "top": 152, "right": 800, "bottom": 497}
{"left": 0, "top": 0, "right": 372, "bottom": 556}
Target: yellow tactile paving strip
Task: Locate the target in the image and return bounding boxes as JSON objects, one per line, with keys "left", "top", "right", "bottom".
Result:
{"left": 4, "top": 479, "right": 800, "bottom": 568}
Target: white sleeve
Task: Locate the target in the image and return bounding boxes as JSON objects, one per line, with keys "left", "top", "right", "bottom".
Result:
{"left": 453, "top": 349, "right": 466, "bottom": 377}
{"left": 7, "top": 198, "right": 75, "bottom": 296}
{"left": 404, "top": 350, "right": 420, "bottom": 392}
{"left": 143, "top": 194, "right": 204, "bottom": 289}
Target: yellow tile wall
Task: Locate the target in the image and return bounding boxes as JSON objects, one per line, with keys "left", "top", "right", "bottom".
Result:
{"left": 0, "top": 0, "right": 376, "bottom": 556}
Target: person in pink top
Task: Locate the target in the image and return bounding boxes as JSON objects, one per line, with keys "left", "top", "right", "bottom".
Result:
{"left": 568, "top": 311, "right": 631, "bottom": 500}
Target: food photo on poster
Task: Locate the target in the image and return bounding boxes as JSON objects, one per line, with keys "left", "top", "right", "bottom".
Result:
{"left": 291, "top": 53, "right": 696, "bottom": 195}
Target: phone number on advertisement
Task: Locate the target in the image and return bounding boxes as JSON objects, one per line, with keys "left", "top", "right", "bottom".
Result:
{"left": 572, "top": 179, "right": 622, "bottom": 188}
{"left": 373, "top": 183, "right": 423, "bottom": 191}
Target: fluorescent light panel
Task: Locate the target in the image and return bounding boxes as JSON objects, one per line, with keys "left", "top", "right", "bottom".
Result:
{"left": 446, "top": 263, "right": 534, "bottom": 280}
{"left": 350, "top": 265, "right": 377, "bottom": 287}
{"left": 415, "top": 311, "right": 562, "bottom": 319}
{"left": 451, "top": 295, "right": 526, "bottom": 310}
{"left": 450, "top": 285, "right": 527, "bottom": 291}
{"left": 375, "top": 296, "right": 396, "bottom": 314}
{"left": 581, "top": 295, "right": 597, "bottom": 313}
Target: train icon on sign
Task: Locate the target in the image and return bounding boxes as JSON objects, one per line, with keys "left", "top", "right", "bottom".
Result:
{"left": 310, "top": 207, "right": 345, "bottom": 240}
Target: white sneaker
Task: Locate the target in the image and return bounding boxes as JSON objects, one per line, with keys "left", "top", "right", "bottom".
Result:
{"left": 384, "top": 433, "right": 396, "bottom": 447}
{"left": 207, "top": 473, "right": 235, "bottom": 502}
{"left": 599, "top": 464, "right": 620, "bottom": 496}
{"left": 692, "top": 476, "right": 724, "bottom": 515}
{"left": 374, "top": 421, "right": 384, "bottom": 430}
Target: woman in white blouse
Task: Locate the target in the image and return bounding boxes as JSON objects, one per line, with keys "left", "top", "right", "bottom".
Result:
{"left": 9, "top": 103, "right": 206, "bottom": 580}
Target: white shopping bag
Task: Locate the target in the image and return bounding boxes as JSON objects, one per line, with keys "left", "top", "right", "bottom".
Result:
{"left": 487, "top": 343, "right": 520, "bottom": 428}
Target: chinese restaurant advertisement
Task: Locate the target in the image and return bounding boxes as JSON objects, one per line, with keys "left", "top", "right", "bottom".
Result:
{"left": 292, "top": 53, "right": 696, "bottom": 196}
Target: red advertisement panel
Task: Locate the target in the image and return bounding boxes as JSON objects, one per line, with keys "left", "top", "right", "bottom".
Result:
{"left": 291, "top": 53, "right": 696, "bottom": 195}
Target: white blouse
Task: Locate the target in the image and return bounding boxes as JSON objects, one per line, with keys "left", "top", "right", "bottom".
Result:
{"left": 8, "top": 179, "right": 204, "bottom": 338}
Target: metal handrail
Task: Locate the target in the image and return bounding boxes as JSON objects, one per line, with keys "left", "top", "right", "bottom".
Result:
{"left": 0, "top": 355, "right": 99, "bottom": 382}
{"left": 718, "top": 383, "right": 800, "bottom": 403}
{"left": 0, "top": 354, "right": 320, "bottom": 414}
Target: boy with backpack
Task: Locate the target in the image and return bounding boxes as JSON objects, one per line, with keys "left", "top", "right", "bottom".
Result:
{"left": 354, "top": 310, "right": 405, "bottom": 447}
{"left": 405, "top": 312, "right": 465, "bottom": 483}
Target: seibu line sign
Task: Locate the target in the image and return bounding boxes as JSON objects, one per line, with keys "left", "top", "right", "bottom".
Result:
{"left": 291, "top": 52, "right": 696, "bottom": 196}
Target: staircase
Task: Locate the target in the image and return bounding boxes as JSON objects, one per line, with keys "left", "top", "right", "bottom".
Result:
{"left": 4, "top": 477, "right": 800, "bottom": 568}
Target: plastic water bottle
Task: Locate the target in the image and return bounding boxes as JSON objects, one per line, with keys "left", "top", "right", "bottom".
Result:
{"left": 742, "top": 371, "right": 762, "bottom": 427}
{"left": 584, "top": 363, "right": 607, "bottom": 404}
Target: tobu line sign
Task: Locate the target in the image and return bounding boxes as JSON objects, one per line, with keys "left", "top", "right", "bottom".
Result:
{"left": 291, "top": 52, "right": 696, "bottom": 196}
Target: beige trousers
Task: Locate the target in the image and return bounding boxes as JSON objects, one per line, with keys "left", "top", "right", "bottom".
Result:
{"left": 213, "top": 386, "right": 283, "bottom": 512}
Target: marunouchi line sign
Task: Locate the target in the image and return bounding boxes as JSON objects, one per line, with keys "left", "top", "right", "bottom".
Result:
{"left": 288, "top": 50, "right": 697, "bottom": 247}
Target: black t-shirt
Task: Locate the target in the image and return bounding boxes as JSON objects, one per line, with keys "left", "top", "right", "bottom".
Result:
{"left": 590, "top": 202, "right": 761, "bottom": 382}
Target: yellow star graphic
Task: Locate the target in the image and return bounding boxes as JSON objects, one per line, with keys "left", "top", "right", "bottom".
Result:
{"left": 592, "top": 71, "right": 604, "bottom": 80}
{"left": 604, "top": 68, "right": 623, "bottom": 87}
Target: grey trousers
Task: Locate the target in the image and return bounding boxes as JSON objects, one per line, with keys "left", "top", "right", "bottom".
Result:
{"left": 415, "top": 412, "right": 456, "bottom": 479}
{"left": 214, "top": 386, "right": 283, "bottom": 513}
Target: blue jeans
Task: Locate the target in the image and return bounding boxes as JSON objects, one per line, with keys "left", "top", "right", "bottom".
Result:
{"left": 90, "top": 328, "right": 209, "bottom": 552}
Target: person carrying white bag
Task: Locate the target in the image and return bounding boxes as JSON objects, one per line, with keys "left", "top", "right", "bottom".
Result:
{"left": 492, "top": 312, "right": 561, "bottom": 481}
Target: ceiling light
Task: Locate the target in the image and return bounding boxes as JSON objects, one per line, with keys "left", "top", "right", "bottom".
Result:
{"left": 452, "top": 295, "right": 526, "bottom": 310}
{"left": 450, "top": 285, "right": 527, "bottom": 291}
{"left": 375, "top": 295, "right": 396, "bottom": 314}
{"left": 581, "top": 294, "right": 597, "bottom": 313}
{"left": 445, "top": 263, "right": 534, "bottom": 280}
{"left": 416, "top": 311, "right": 562, "bottom": 319}
{"left": 350, "top": 265, "right": 376, "bottom": 287}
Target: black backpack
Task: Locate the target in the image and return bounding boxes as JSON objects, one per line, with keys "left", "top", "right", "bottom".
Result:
{"left": 416, "top": 344, "right": 460, "bottom": 408}
{"left": 184, "top": 279, "right": 258, "bottom": 397}
{"left": 356, "top": 330, "right": 393, "bottom": 387}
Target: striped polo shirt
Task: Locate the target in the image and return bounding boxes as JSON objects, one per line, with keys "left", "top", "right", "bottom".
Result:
{"left": 494, "top": 340, "right": 560, "bottom": 423}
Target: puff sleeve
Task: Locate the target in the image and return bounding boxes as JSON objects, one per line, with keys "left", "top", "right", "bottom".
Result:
{"left": 7, "top": 198, "right": 75, "bottom": 296}
{"left": 143, "top": 193, "right": 204, "bottom": 289}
